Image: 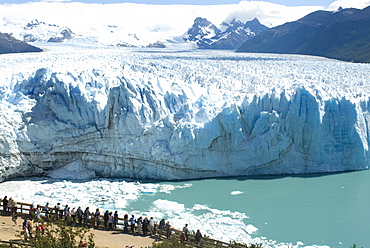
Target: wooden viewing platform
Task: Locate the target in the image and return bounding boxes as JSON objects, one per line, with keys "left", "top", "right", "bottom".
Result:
{"left": 0, "top": 200, "right": 251, "bottom": 248}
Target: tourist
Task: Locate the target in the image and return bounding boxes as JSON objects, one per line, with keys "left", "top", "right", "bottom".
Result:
{"left": 7, "top": 197, "right": 17, "bottom": 222}
{"left": 36, "top": 205, "right": 42, "bottom": 220}
{"left": 143, "top": 217, "right": 150, "bottom": 235}
{"left": 2, "top": 196, "right": 8, "bottom": 215}
{"left": 123, "top": 214, "right": 129, "bottom": 233}
{"left": 63, "top": 205, "right": 69, "bottom": 220}
{"left": 43, "top": 202, "right": 50, "bottom": 218}
{"left": 136, "top": 216, "right": 142, "bottom": 234}
{"left": 165, "top": 221, "right": 172, "bottom": 238}
{"left": 71, "top": 207, "right": 76, "bottom": 223}
{"left": 94, "top": 208, "right": 101, "bottom": 227}
{"left": 77, "top": 207, "right": 83, "bottom": 225}
{"left": 22, "top": 219, "right": 30, "bottom": 240}
{"left": 84, "top": 207, "right": 90, "bottom": 225}
{"left": 129, "top": 215, "right": 136, "bottom": 234}
{"left": 148, "top": 217, "right": 155, "bottom": 236}
{"left": 56, "top": 203, "right": 61, "bottom": 220}
{"left": 182, "top": 223, "right": 189, "bottom": 241}
{"left": 29, "top": 204, "right": 36, "bottom": 220}
{"left": 104, "top": 210, "right": 109, "bottom": 228}
{"left": 66, "top": 207, "right": 72, "bottom": 225}
{"left": 7, "top": 197, "right": 15, "bottom": 212}
{"left": 195, "top": 229, "right": 202, "bottom": 245}
{"left": 113, "top": 211, "right": 118, "bottom": 228}
{"left": 28, "top": 219, "right": 34, "bottom": 238}
{"left": 158, "top": 218, "right": 165, "bottom": 238}
{"left": 108, "top": 212, "right": 114, "bottom": 230}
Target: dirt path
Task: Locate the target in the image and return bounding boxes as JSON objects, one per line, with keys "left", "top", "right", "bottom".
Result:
{"left": 0, "top": 215, "right": 157, "bottom": 248}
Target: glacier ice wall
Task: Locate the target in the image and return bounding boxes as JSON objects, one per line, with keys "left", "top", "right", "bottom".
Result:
{"left": 1, "top": 46, "right": 370, "bottom": 181}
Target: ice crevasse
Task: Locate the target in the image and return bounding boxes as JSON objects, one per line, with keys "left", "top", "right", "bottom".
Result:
{"left": 0, "top": 49, "right": 369, "bottom": 182}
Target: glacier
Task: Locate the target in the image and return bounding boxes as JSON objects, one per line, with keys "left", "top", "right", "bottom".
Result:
{"left": 1, "top": 43, "right": 370, "bottom": 182}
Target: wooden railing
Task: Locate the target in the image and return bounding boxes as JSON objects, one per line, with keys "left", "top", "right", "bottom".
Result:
{"left": 0, "top": 200, "right": 250, "bottom": 248}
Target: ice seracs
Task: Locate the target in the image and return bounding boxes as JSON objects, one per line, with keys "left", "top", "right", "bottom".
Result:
{"left": 0, "top": 44, "right": 370, "bottom": 182}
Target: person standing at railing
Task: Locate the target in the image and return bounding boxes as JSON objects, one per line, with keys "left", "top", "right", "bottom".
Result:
{"left": 143, "top": 217, "right": 149, "bottom": 235}
{"left": 29, "top": 204, "right": 36, "bottom": 220}
{"left": 66, "top": 207, "right": 72, "bottom": 225}
{"left": 182, "top": 223, "right": 189, "bottom": 241}
{"left": 108, "top": 212, "right": 114, "bottom": 230}
{"left": 71, "top": 207, "right": 76, "bottom": 223}
{"left": 55, "top": 203, "right": 61, "bottom": 220}
{"left": 7, "top": 197, "right": 17, "bottom": 223}
{"left": 94, "top": 208, "right": 101, "bottom": 227}
{"left": 103, "top": 210, "right": 109, "bottom": 228}
{"left": 63, "top": 205, "right": 69, "bottom": 221}
{"left": 136, "top": 216, "right": 143, "bottom": 235}
{"left": 123, "top": 214, "right": 129, "bottom": 233}
{"left": 129, "top": 215, "right": 136, "bottom": 234}
{"left": 148, "top": 217, "right": 155, "bottom": 236}
{"left": 36, "top": 205, "right": 42, "bottom": 220}
{"left": 195, "top": 229, "right": 202, "bottom": 245}
{"left": 43, "top": 202, "right": 50, "bottom": 218}
{"left": 113, "top": 211, "right": 118, "bottom": 229}
{"left": 84, "top": 207, "right": 90, "bottom": 226}
{"left": 158, "top": 218, "right": 165, "bottom": 238}
{"left": 77, "top": 207, "right": 83, "bottom": 225}
{"left": 165, "top": 221, "right": 172, "bottom": 239}
{"left": 2, "top": 196, "right": 8, "bottom": 215}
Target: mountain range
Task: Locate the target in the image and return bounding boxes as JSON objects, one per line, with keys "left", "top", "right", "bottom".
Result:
{"left": 1, "top": 3, "right": 370, "bottom": 63}
{"left": 236, "top": 5, "right": 370, "bottom": 63}
{"left": 184, "top": 17, "right": 268, "bottom": 49}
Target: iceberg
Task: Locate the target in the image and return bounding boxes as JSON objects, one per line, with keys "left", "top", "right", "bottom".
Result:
{"left": 0, "top": 44, "right": 370, "bottom": 182}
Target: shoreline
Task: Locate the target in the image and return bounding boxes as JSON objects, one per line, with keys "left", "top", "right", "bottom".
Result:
{"left": 0, "top": 215, "right": 157, "bottom": 248}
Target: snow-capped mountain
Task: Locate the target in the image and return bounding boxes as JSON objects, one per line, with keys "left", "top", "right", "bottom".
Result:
{"left": 2, "top": 18, "right": 74, "bottom": 43}
{"left": 185, "top": 17, "right": 268, "bottom": 49}
{"left": 1, "top": 44, "right": 370, "bottom": 182}
{"left": 186, "top": 17, "right": 221, "bottom": 43}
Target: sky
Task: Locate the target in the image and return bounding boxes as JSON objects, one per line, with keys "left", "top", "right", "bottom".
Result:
{"left": 0, "top": 0, "right": 336, "bottom": 8}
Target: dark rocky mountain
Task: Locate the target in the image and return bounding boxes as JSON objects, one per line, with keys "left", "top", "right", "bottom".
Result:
{"left": 147, "top": 40, "right": 166, "bottom": 48}
{"left": 0, "top": 32, "right": 42, "bottom": 54}
{"left": 47, "top": 28, "right": 74, "bottom": 43}
{"left": 236, "top": 6, "right": 370, "bottom": 63}
{"left": 185, "top": 17, "right": 268, "bottom": 49}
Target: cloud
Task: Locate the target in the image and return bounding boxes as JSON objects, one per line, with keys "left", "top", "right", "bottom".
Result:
{"left": 223, "top": 1, "right": 324, "bottom": 27}
{"left": 41, "top": 0, "right": 72, "bottom": 2}
{"left": 328, "top": 0, "right": 370, "bottom": 10}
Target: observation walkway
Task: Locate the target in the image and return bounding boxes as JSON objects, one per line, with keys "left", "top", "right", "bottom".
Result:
{"left": 0, "top": 200, "right": 250, "bottom": 248}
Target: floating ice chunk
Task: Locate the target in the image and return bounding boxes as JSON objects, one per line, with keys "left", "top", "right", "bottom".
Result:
{"left": 152, "top": 199, "right": 185, "bottom": 214}
{"left": 231, "top": 190, "right": 243, "bottom": 195}
{"left": 246, "top": 224, "right": 258, "bottom": 234}
{"left": 48, "top": 161, "right": 96, "bottom": 180}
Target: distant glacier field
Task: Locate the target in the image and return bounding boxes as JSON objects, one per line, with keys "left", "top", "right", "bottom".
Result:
{"left": 1, "top": 43, "right": 370, "bottom": 182}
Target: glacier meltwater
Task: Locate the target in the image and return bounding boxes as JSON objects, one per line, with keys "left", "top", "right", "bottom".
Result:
{"left": 1, "top": 43, "right": 370, "bottom": 182}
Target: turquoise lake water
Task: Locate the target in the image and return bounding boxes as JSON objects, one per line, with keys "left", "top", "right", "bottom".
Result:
{"left": 130, "top": 170, "right": 370, "bottom": 247}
